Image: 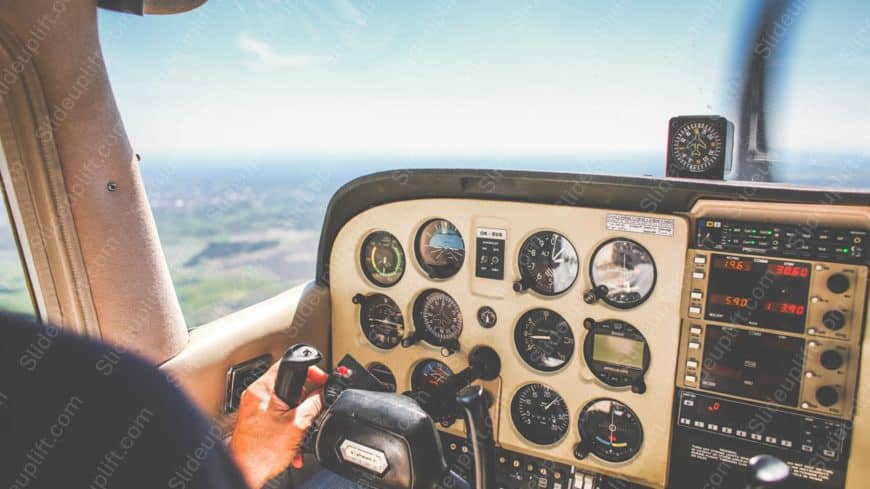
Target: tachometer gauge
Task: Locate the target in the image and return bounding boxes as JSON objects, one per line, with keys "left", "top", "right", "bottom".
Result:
{"left": 415, "top": 218, "right": 465, "bottom": 279}
{"left": 515, "top": 308, "right": 575, "bottom": 372}
{"left": 353, "top": 293, "right": 405, "bottom": 350}
{"left": 360, "top": 231, "right": 405, "bottom": 287}
{"left": 515, "top": 231, "right": 579, "bottom": 296}
{"left": 588, "top": 239, "right": 656, "bottom": 308}
{"left": 367, "top": 362, "right": 397, "bottom": 392}
{"left": 413, "top": 289, "right": 463, "bottom": 348}
{"left": 511, "top": 383, "right": 570, "bottom": 445}
{"left": 411, "top": 359, "right": 454, "bottom": 392}
{"left": 576, "top": 399, "right": 643, "bottom": 463}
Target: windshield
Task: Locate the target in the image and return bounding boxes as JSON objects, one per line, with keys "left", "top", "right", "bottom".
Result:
{"left": 95, "top": 0, "right": 870, "bottom": 326}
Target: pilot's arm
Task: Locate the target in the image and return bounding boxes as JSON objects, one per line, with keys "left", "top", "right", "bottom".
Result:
{"left": 229, "top": 361, "right": 328, "bottom": 488}
{"left": 0, "top": 312, "right": 326, "bottom": 489}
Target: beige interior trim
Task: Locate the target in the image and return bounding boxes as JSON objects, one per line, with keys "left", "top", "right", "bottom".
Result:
{"left": 0, "top": 19, "right": 99, "bottom": 335}
{"left": 162, "top": 282, "right": 331, "bottom": 430}
{"left": 0, "top": 0, "right": 188, "bottom": 363}
{"left": 330, "top": 199, "right": 690, "bottom": 488}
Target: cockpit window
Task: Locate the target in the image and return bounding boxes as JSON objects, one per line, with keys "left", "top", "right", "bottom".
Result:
{"left": 97, "top": 1, "right": 870, "bottom": 326}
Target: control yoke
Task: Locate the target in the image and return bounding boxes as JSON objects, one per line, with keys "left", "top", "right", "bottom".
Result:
{"left": 274, "top": 344, "right": 496, "bottom": 489}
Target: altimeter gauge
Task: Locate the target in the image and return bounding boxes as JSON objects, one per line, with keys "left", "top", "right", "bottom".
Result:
{"left": 515, "top": 231, "right": 579, "bottom": 296}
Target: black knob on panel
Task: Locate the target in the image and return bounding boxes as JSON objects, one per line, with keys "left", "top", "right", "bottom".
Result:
{"left": 822, "top": 310, "right": 846, "bottom": 331}
{"left": 274, "top": 344, "right": 323, "bottom": 409}
{"left": 815, "top": 385, "right": 840, "bottom": 407}
{"left": 820, "top": 350, "right": 844, "bottom": 370}
{"left": 826, "top": 273, "right": 850, "bottom": 294}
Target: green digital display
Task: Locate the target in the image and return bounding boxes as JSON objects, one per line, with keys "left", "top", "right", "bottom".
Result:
{"left": 592, "top": 335, "right": 645, "bottom": 369}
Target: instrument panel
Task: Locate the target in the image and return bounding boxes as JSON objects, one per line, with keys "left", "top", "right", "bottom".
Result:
{"left": 330, "top": 199, "right": 689, "bottom": 488}
{"left": 328, "top": 196, "right": 869, "bottom": 489}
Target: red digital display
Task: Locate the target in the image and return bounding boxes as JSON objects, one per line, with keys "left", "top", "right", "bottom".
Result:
{"left": 764, "top": 301, "right": 806, "bottom": 316}
{"left": 712, "top": 257, "right": 753, "bottom": 272}
{"left": 705, "top": 254, "right": 812, "bottom": 333}
{"left": 768, "top": 263, "right": 810, "bottom": 278}
{"left": 708, "top": 294, "right": 806, "bottom": 317}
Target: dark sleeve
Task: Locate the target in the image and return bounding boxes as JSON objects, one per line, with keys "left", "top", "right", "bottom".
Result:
{"left": 0, "top": 312, "right": 250, "bottom": 489}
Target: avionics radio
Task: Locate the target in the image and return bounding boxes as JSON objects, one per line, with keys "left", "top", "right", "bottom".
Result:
{"left": 677, "top": 249, "right": 867, "bottom": 419}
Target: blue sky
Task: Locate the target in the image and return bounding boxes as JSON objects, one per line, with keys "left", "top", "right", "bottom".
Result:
{"left": 97, "top": 1, "right": 870, "bottom": 158}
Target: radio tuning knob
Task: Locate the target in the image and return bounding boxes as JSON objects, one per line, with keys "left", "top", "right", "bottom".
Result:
{"left": 820, "top": 350, "right": 844, "bottom": 370}
{"left": 822, "top": 310, "right": 846, "bottom": 331}
{"left": 815, "top": 386, "right": 839, "bottom": 407}
{"left": 826, "top": 273, "right": 850, "bottom": 294}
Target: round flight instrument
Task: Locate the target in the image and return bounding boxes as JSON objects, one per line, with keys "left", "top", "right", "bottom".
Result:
{"left": 367, "top": 362, "right": 397, "bottom": 392}
{"left": 511, "top": 383, "right": 570, "bottom": 445}
{"left": 589, "top": 239, "right": 656, "bottom": 308}
{"left": 360, "top": 231, "right": 405, "bottom": 287}
{"left": 413, "top": 289, "right": 463, "bottom": 346}
{"left": 670, "top": 120, "right": 724, "bottom": 173}
{"left": 577, "top": 399, "right": 643, "bottom": 463}
{"left": 516, "top": 231, "right": 579, "bottom": 296}
{"left": 515, "top": 308, "right": 575, "bottom": 372}
{"left": 411, "top": 359, "right": 454, "bottom": 392}
{"left": 415, "top": 218, "right": 465, "bottom": 279}
{"left": 354, "top": 293, "right": 405, "bottom": 349}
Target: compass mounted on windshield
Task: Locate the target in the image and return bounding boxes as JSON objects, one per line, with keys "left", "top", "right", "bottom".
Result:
{"left": 666, "top": 115, "right": 733, "bottom": 180}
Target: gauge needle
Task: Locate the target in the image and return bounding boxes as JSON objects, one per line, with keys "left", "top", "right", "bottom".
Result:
{"left": 373, "top": 318, "right": 402, "bottom": 327}
{"left": 544, "top": 398, "right": 559, "bottom": 411}
{"left": 528, "top": 335, "right": 552, "bottom": 341}
{"left": 623, "top": 253, "right": 629, "bottom": 289}
{"left": 552, "top": 244, "right": 564, "bottom": 263}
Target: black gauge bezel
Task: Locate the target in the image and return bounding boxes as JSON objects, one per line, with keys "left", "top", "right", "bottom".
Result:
{"left": 589, "top": 237, "right": 657, "bottom": 309}
{"left": 410, "top": 359, "right": 454, "bottom": 392}
{"left": 582, "top": 319, "right": 650, "bottom": 391}
{"left": 413, "top": 289, "right": 464, "bottom": 347}
{"left": 360, "top": 230, "right": 406, "bottom": 287}
{"left": 477, "top": 306, "right": 497, "bottom": 328}
{"left": 577, "top": 398, "right": 644, "bottom": 463}
{"left": 510, "top": 382, "right": 570, "bottom": 446}
{"left": 367, "top": 362, "right": 397, "bottom": 392}
{"left": 357, "top": 293, "right": 405, "bottom": 350}
{"left": 517, "top": 230, "right": 580, "bottom": 296}
{"left": 414, "top": 218, "right": 465, "bottom": 279}
{"left": 514, "top": 308, "right": 575, "bottom": 372}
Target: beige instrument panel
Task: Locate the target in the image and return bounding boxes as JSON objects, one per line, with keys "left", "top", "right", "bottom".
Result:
{"left": 329, "top": 198, "right": 690, "bottom": 488}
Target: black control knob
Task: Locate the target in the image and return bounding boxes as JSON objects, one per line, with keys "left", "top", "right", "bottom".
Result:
{"left": 822, "top": 310, "right": 846, "bottom": 331}
{"left": 815, "top": 386, "right": 839, "bottom": 407}
{"left": 274, "top": 344, "right": 323, "bottom": 408}
{"left": 826, "top": 273, "right": 850, "bottom": 294}
{"left": 820, "top": 350, "right": 844, "bottom": 371}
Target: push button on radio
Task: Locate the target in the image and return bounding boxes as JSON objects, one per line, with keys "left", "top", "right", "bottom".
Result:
{"left": 826, "top": 273, "right": 850, "bottom": 294}
{"left": 820, "top": 350, "right": 844, "bottom": 370}
{"left": 815, "top": 386, "right": 840, "bottom": 407}
{"left": 822, "top": 310, "right": 846, "bottom": 331}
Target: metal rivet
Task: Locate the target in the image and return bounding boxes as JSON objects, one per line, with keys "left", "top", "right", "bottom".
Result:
{"left": 106, "top": 181, "right": 118, "bottom": 192}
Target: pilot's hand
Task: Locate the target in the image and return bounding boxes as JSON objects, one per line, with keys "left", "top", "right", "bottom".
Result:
{"left": 229, "top": 360, "right": 329, "bottom": 489}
